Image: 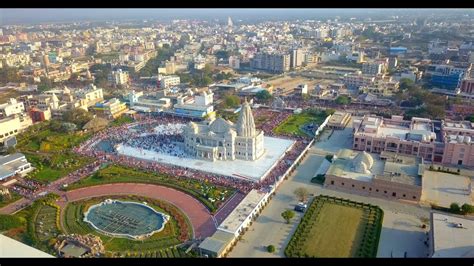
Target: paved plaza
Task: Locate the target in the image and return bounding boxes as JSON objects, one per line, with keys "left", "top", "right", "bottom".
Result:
{"left": 377, "top": 211, "right": 430, "bottom": 258}
{"left": 116, "top": 136, "right": 294, "bottom": 182}
{"left": 421, "top": 171, "right": 473, "bottom": 208}
{"left": 228, "top": 127, "right": 432, "bottom": 258}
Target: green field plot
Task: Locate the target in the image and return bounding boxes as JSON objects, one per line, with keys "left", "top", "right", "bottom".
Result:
{"left": 285, "top": 195, "right": 384, "bottom": 258}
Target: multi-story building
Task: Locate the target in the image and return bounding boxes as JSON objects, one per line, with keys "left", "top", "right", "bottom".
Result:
{"left": 290, "top": 49, "right": 304, "bottom": 69}
{"left": 441, "top": 120, "right": 474, "bottom": 166}
{"left": 92, "top": 98, "right": 129, "bottom": 120}
{"left": 352, "top": 115, "right": 440, "bottom": 161}
{"left": 459, "top": 79, "right": 474, "bottom": 95}
{"left": 228, "top": 56, "right": 240, "bottom": 69}
{"left": 108, "top": 69, "right": 129, "bottom": 87}
{"left": 362, "top": 62, "right": 384, "bottom": 75}
{"left": 427, "top": 64, "right": 472, "bottom": 91}
{"left": 0, "top": 115, "right": 33, "bottom": 145}
{"left": 75, "top": 85, "right": 104, "bottom": 107}
{"left": 343, "top": 73, "right": 376, "bottom": 90}
{"left": 158, "top": 75, "right": 180, "bottom": 89}
{"left": 0, "top": 99, "right": 25, "bottom": 118}
{"left": 250, "top": 52, "right": 290, "bottom": 73}
{"left": 353, "top": 115, "right": 474, "bottom": 167}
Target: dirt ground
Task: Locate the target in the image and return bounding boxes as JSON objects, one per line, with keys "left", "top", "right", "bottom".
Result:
{"left": 263, "top": 76, "right": 317, "bottom": 95}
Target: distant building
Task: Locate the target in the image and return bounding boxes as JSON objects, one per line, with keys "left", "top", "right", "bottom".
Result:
{"left": 459, "top": 79, "right": 474, "bottom": 95}
{"left": 158, "top": 75, "right": 180, "bottom": 89}
{"left": 108, "top": 69, "right": 129, "bottom": 87}
{"left": 92, "top": 98, "right": 129, "bottom": 120}
{"left": 0, "top": 98, "right": 25, "bottom": 118}
{"left": 362, "top": 62, "right": 384, "bottom": 75}
{"left": 250, "top": 52, "right": 290, "bottom": 73}
{"left": 290, "top": 49, "right": 304, "bottom": 69}
{"left": 228, "top": 56, "right": 240, "bottom": 69}
{"left": 29, "top": 107, "right": 51, "bottom": 122}
{"left": 170, "top": 91, "right": 215, "bottom": 119}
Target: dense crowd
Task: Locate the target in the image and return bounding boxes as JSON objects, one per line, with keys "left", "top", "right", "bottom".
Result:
{"left": 74, "top": 113, "right": 314, "bottom": 197}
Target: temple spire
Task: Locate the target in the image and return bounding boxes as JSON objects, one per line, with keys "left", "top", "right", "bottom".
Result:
{"left": 237, "top": 99, "right": 256, "bottom": 137}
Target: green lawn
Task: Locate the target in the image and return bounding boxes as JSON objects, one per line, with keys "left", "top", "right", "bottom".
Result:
{"left": 110, "top": 116, "right": 134, "bottom": 127}
{"left": 273, "top": 111, "right": 327, "bottom": 137}
{"left": 285, "top": 195, "right": 384, "bottom": 258}
{"left": 67, "top": 165, "right": 234, "bottom": 213}
{"left": 63, "top": 196, "right": 193, "bottom": 257}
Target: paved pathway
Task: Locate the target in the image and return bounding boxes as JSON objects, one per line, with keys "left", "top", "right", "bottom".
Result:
{"left": 58, "top": 183, "right": 217, "bottom": 239}
{"left": 229, "top": 142, "right": 431, "bottom": 258}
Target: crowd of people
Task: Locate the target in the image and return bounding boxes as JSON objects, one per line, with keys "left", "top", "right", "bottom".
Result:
{"left": 253, "top": 108, "right": 292, "bottom": 136}
{"left": 74, "top": 112, "right": 314, "bottom": 198}
{"left": 11, "top": 178, "right": 46, "bottom": 199}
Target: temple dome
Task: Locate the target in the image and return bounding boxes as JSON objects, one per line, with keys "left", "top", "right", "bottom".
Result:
{"left": 351, "top": 151, "right": 374, "bottom": 174}
{"left": 209, "top": 118, "right": 231, "bottom": 134}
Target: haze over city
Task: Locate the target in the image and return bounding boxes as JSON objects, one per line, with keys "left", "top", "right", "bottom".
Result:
{"left": 0, "top": 8, "right": 473, "bottom": 261}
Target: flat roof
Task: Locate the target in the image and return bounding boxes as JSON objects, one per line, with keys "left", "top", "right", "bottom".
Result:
{"left": 218, "top": 189, "right": 267, "bottom": 234}
{"left": 421, "top": 171, "right": 473, "bottom": 208}
{"left": 198, "top": 230, "right": 235, "bottom": 254}
{"left": 0, "top": 234, "right": 55, "bottom": 258}
{"left": 431, "top": 212, "right": 474, "bottom": 258}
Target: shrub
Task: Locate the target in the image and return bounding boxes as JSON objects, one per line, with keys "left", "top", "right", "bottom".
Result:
{"left": 267, "top": 245, "right": 276, "bottom": 253}
{"left": 450, "top": 203, "right": 461, "bottom": 213}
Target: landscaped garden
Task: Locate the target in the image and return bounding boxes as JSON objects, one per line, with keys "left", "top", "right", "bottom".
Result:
{"left": 63, "top": 195, "right": 194, "bottom": 257}
{"left": 15, "top": 121, "right": 93, "bottom": 182}
{"left": 66, "top": 164, "right": 234, "bottom": 213}
{"left": 273, "top": 110, "right": 328, "bottom": 137}
{"left": 285, "top": 195, "right": 384, "bottom": 258}
{"left": 1, "top": 194, "right": 62, "bottom": 255}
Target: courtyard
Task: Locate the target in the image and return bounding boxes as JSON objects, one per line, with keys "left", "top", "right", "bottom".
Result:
{"left": 116, "top": 136, "right": 294, "bottom": 182}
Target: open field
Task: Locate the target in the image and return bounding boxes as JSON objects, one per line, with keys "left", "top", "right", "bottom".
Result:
{"left": 264, "top": 75, "right": 320, "bottom": 95}
{"left": 285, "top": 195, "right": 383, "bottom": 258}
{"left": 273, "top": 111, "right": 327, "bottom": 137}
{"left": 63, "top": 196, "right": 192, "bottom": 256}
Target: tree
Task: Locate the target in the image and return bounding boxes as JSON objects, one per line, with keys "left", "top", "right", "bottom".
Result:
{"left": 267, "top": 245, "right": 276, "bottom": 253}
{"left": 450, "top": 202, "right": 461, "bottom": 213}
{"left": 255, "top": 90, "right": 272, "bottom": 103}
{"left": 461, "top": 203, "right": 474, "bottom": 214}
{"left": 224, "top": 95, "right": 241, "bottom": 108}
{"left": 215, "top": 50, "right": 230, "bottom": 60}
{"left": 399, "top": 78, "right": 415, "bottom": 91}
{"left": 281, "top": 210, "right": 295, "bottom": 224}
{"left": 37, "top": 78, "right": 53, "bottom": 92}
{"left": 335, "top": 95, "right": 351, "bottom": 105}
{"left": 294, "top": 187, "right": 309, "bottom": 202}
{"left": 0, "top": 67, "right": 21, "bottom": 84}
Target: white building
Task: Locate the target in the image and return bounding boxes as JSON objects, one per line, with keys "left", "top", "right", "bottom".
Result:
{"left": 0, "top": 153, "right": 34, "bottom": 180}
{"left": 0, "top": 115, "right": 33, "bottom": 145}
{"left": 108, "top": 69, "right": 129, "bottom": 87}
{"left": 158, "top": 75, "right": 181, "bottom": 89}
{"left": 229, "top": 56, "right": 240, "bottom": 69}
{"left": 183, "top": 99, "right": 264, "bottom": 162}
{"left": 0, "top": 98, "right": 25, "bottom": 118}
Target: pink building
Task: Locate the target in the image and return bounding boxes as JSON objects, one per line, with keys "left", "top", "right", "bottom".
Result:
{"left": 353, "top": 115, "right": 474, "bottom": 167}
{"left": 441, "top": 120, "right": 474, "bottom": 166}
{"left": 352, "top": 115, "right": 441, "bottom": 162}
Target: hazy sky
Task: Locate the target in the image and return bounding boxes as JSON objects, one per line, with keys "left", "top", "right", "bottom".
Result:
{"left": 0, "top": 8, "right": 469, "bottom": 25}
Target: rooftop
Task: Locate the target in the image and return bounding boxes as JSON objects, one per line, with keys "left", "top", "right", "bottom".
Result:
{"left": 198, "top": 230, "right": 235, "bottom": 255}
{"left": 0, "top": 234, "right": 55, "bottom": 258}
{"left": 431, "top": 212, "right": 474, "bottom": 258}
{"left": 218, "top": 189, "right": 267, "bottom": 234}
